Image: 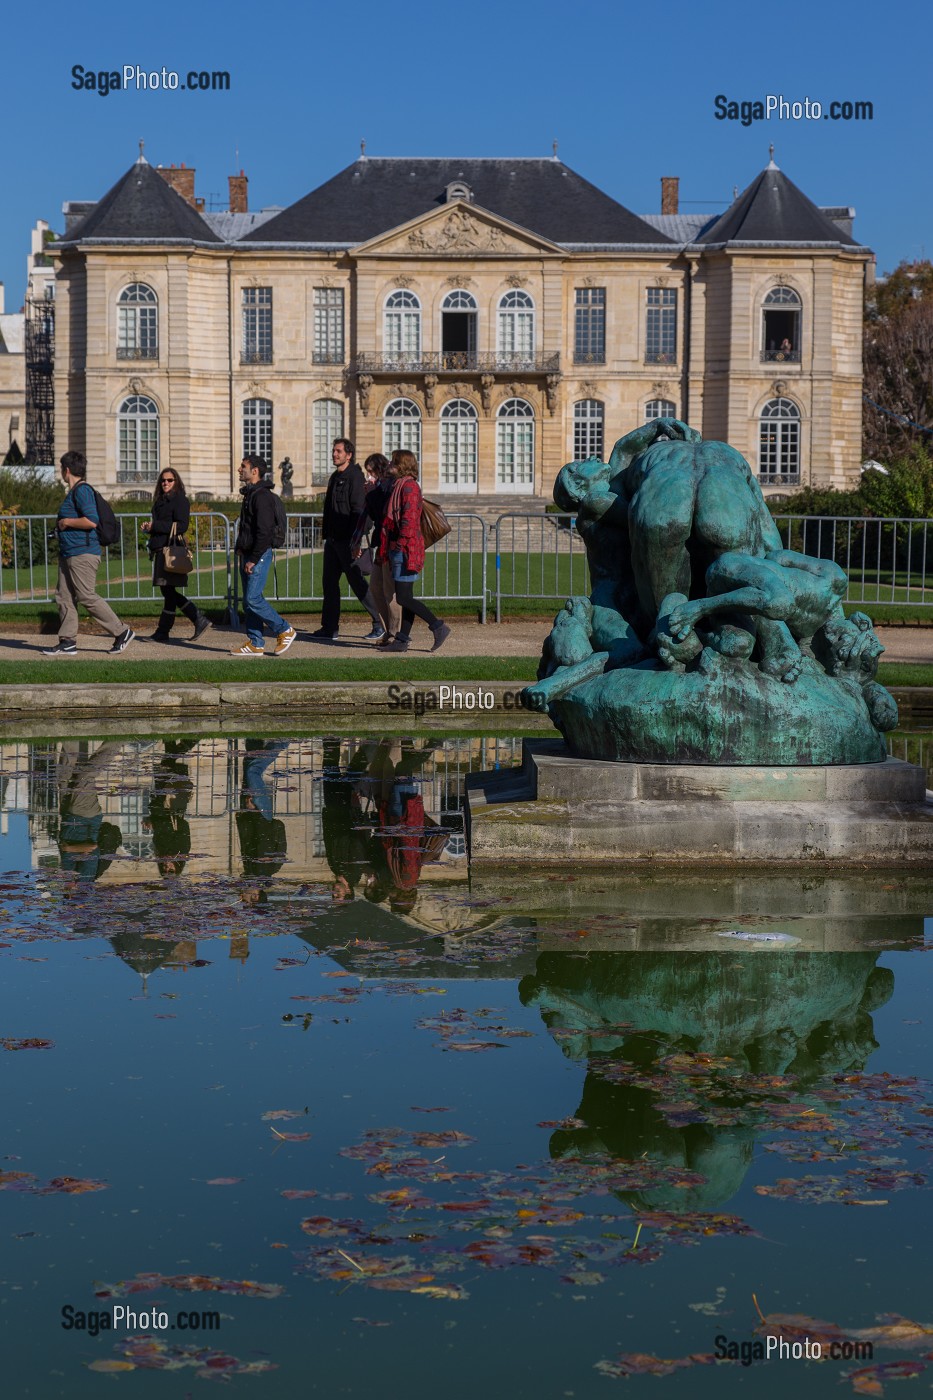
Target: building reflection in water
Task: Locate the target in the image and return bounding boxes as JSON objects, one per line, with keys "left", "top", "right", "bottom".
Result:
{"left": 520, "top": 950, "right": 894, "bottom": 1211}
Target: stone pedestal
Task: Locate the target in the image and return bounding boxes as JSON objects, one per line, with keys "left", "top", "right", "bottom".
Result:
{"left": 465, "top": 739, "right": 933, "bottom": 866}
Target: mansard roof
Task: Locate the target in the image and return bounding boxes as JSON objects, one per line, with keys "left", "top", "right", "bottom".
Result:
{"left": 243, "top": 158, "right": 672, "bottom": 247}
{"left": 61, "top": 158, "right": 220, "bottom": 244}
{"left": 698, "top": 161, "right": 860, "bottom": 247}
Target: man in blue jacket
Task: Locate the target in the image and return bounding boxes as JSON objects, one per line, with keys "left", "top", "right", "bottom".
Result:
{"left": 41, "top": 451, "right": 134, "bottom": 656}
{"left": 232, "top": 454, "right": 296, "bottom": 656}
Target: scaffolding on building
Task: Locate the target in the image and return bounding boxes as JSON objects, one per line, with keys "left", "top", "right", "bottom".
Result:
{"left": 25, "top": 294, "right": 54, "bottom": 465}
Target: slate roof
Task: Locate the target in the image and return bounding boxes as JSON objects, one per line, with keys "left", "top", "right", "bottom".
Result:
{"left": 202, "top": 209, "right": 282, "bottom": 240}
{"left": 639, "top": 212, "right": 719, "bottom": 243}
{"left": 698, "top": 162, "right": 859, "bottom": 247}
{"left": 61, "top": 158, "right": 220, "bottom": 244}
{"left": 242, "top": 158, "right": 672, "bottom": 247}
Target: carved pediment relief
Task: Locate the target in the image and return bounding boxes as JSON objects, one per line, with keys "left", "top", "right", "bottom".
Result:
{"left": 354, "top": 202, "right": 562, "bottom": 258}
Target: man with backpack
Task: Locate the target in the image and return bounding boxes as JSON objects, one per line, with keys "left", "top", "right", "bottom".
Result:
{"left": 41, "top": 450, "right": 134, "bottom": 656}
{"left": 232, "top": 454, "right": 296, "bottom": 657}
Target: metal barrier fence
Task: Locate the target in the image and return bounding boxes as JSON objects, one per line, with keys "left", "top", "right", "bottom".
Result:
{"left": 493, "top": 513, "right": 588, "bottom": 622}
{"left": 772, "top": 516, "right": 933, "bottom": 608}
{"left": 3, "top": 509, "right": 932, "bottom": 623}
{"left": 0, "top": 511, "right": 234, "bottom": 612}
{"left": 239, "top": 512, "right": 488, "bottom": 624}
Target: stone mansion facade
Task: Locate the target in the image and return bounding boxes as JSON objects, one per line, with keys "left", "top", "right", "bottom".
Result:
{"left": 49, "top": 152, "right": 870, "bottom": 500}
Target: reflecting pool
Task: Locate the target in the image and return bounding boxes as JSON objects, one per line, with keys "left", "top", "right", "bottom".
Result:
{"left": 0, "top": 736, "right": 931, "bottom": 1397}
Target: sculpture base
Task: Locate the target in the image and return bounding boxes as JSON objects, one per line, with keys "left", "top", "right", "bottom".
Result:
{"left": 548, "top": 652, "right": 889, "bottom": 765}
{"left": 465, "top": 740, "right": 933, "bottom": 866}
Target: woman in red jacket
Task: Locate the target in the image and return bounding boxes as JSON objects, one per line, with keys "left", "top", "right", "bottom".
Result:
{"left": 380, "top": 451, "right": 451, "bottom": 652}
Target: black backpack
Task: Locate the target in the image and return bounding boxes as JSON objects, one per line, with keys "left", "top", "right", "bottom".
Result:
{"left": 76, "top": 482, "right": 121, "bottom": 548}
{"left": 271, "top": 493, "right": 288, "bottom": 550}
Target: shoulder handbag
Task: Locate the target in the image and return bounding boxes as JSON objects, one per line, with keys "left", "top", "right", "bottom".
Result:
{"left": 420, "top": 497, "right": 451, "bottom": 549}
{"left": 162, "top": 520, "right": 194, "bottom": 575}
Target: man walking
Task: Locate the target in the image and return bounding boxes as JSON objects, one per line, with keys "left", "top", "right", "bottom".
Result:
{"left": 232, "top": 454, "right": 296, "bottom": 657}
{"left": 312, "top": 438, "right": 383, "bottom": 640}
{"left": 41, "top": 451, "right": 134, "bottom": 656}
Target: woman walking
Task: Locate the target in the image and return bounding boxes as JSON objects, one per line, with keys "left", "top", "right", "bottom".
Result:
{"left": 142, "top": 469, "right": 211, "bottom": 641}
{"left": 352, "top": 453, "right": 402, "bottom": 646}
{"left": 379, "top": 451, "right": 451, "bottom": 652}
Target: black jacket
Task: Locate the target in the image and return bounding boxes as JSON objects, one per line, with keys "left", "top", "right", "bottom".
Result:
{"left": 148, "top": 490, "right": 191, "bottom": 554}
{"left": 322, "top": 462, "right": 367, "bottom": 542}
{"left": 236, "top": 478, "right": 278, "bottom": 563}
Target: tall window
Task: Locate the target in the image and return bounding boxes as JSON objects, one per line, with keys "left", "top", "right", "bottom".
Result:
{"left": 242, "top": 287, "right": 272, "bottom": 364}
{"left": 439, "top": 398, "right": 478, "bottom": 492}
{"left": 382, "top": 398, "right": 422, "bottom": 459}
{"left": 441, "top": 290, "right": 478, "bottom": 367}
{"left": 645, "top": 287, "right": 677, "bottom": 364}
{"left": 496, "top": 398, "right": 535, "bottom": 492}
{"left": 762, "top": 286, "right": 801, "bottom": 361}
{"left": 573, "top": 400, "right": 604, "bottom": 459}
{"left": 312, "top": 399, "right": 343, "bottom": 484}
{"left": 117, "top": 395, "right": 159, "bottom": 482}
{"left": 117, "top": 283, "right": 158, "bottom": 360}
{"left": 384, "top": 290, "right": 421, "bottom": 366}
{"left": 497, "top": 290, "right": 535, "bottom": 366}
{"left": 759, "top": 398, "right": 801, "bottom": 484}
{"left": 314, "top": 287, "right": 344, "bottom": 364}
{"left": 243, "top": 397, "right": 273, "bottom": 463}
{"left": 645, "top": 398, "right": 676, "bottom": 421}
{"left": 574, "top": 287, "right": 605, "bottom": 364}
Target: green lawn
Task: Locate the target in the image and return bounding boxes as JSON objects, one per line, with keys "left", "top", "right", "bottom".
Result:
{"left": 0, "top": 657, "right": 926, "bottom": 688}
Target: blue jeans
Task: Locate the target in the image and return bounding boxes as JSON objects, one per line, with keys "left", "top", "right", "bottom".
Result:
{"left": 241, "top": 550, "right": 288, "bottom": 646}
{"left": 243, "top": 741, "right": 289, "bottom": 821}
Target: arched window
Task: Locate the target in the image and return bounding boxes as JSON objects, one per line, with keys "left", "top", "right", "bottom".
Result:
{"left": 441, "top": 290, "right": 477, "bottom": 368}
{"left": 496, "top": 398, "right": 535, "bottom": 492}
{"left": 759, "top": 398, "right": 801, "bottom": 484}
{"left": 382, "top": 398, "right": 422, "bottom": 459}
{"left": 762, "top": 286, "right": 801, "bottom": 361}
{"left": 645, "top": 398, "right": 676, "bottom": 422}
{"left": 384, "top": 290, "right": 421, "bottom": 366}
{"left": 117, "top": 283, "right": 158, "bottom": 360}
{"left": 312, "top": 399, "right": 343, "bottom": 484}
{"left": 439, "top": 398, "right": 478, "bottom": 492}
{"left": 497, "top": 290, "right": 535, "bottom": 366}
{"left": 243, "top": 397, "right": 273, "bottom": 464}
{"left": 573, "top": 400, "right": 604, "bottom": 459}
{"left": 117, "top": 395, "right": 159, "bottom": 482}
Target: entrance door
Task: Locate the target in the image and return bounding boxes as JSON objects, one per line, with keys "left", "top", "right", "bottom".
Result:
{"left": 439, "top": 398, "right": 478, "bottom": 493}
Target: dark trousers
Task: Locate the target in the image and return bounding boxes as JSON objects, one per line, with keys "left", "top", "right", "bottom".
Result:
{"left": 321, "top": 538, "right": 377, "bottom": 634}
{"left": 159, "top": 582, "right": 192, "bottom": 612}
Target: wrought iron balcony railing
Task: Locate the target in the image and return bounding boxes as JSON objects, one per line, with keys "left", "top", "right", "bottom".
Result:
{"left": 353, "top": 351, "right": 560, "bottom": 375}
{"left": 241, "top": 350, "right": 273, "bottom": 365}
{"left": 644, "top": 351, "right": 677, "bottom": 365}
{"left": 116, "top": 346, "right": 159, "bottom": 360}
{"left": 761, "top": 349, "right": 801, "bottom": 363}
{"left": 312, "top": 352, "right": 346, "bottom": 365}
{"left": 759, "top": 473, "right": 801, "bottom": 487}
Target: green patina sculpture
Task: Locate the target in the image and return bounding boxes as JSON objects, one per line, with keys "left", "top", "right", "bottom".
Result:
{"left": 523, "top": 420, "right": 898, "bottom": 764}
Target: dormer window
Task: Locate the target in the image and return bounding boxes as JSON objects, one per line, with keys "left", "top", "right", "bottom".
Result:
{"left": 446, "top": 182, "right": 473, "bottom": 203}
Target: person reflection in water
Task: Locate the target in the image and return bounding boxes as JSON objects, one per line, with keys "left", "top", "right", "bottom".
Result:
{"left": 236, "top": 741, "right": 288, "bottom": 894}
{"left": 320, "top": 739, "right": 378, "bottom": 901}
{"left": 359, "top": 740, "right": 450, "bottom": 914}
{"left": 56, "top": 742, "right": 125, "bottom": 882}
{"left": 145, "top": 740, "right": 196, "bottom": 877}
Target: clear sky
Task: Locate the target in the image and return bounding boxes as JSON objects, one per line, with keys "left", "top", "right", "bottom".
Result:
{"left": 1, "top": 0, "right": 929, "bottom": 307}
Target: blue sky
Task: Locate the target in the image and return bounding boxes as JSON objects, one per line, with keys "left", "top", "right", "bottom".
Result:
{"left": 1, "top": 0, "right": 929, "bottom": 307}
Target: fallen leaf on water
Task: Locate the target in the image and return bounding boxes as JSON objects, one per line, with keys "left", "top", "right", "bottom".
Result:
{"left": 410, "top": 1284, "right": 469, "bottom": 1300}
{"left": 206, "top": 1178, "right": 242, "bottom": 1187}
{"left": 87, "top": 1359, "right": 136, "bottom": 1373}
{"left": 1, "top": 1037, "right": 54, "bottom": 1051}
{"left": 595, "top": 1352, "right": 717, "bottom": 1378}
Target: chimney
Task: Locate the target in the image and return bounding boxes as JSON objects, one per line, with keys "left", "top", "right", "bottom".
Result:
{"left": 228, "top": 170, "right": 249, "bottom": 214}
{"left": 157, "top": 162, "right": 198, "bottom": 208}
{"left": 661, "top": 176, "right": 679, "bottom": 216}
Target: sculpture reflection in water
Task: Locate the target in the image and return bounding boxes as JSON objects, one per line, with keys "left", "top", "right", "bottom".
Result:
{"left": 520, "top": 951, "right": 893, "bottom": 1211}
{"left": 524, "top": 419, "right": 898, "bottom": 764}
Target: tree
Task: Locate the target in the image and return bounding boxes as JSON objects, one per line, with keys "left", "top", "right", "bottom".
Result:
{"left": 864, "top": 260, "right": 933, "bottom": 461}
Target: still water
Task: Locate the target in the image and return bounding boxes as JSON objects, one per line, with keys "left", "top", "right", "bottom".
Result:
{"left": 0, "top": 735, "right": 931, "bottom": 1397}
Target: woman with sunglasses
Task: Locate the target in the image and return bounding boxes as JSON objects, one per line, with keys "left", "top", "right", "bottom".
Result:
{"left": 141, "top": 469, "right": 211, "bottom": 641}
